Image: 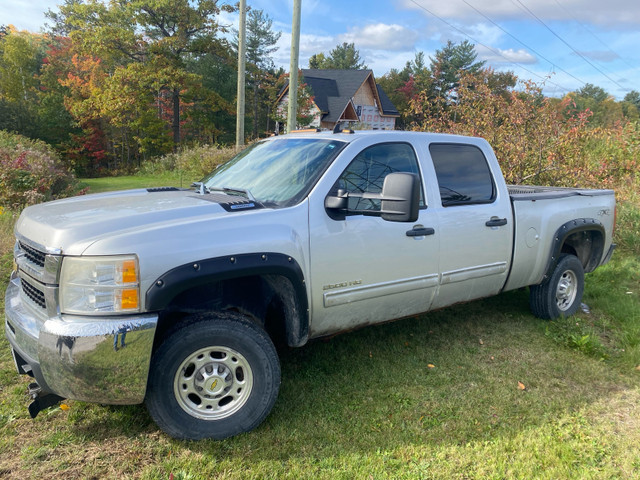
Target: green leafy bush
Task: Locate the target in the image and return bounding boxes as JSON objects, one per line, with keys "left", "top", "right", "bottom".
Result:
{"left": 0, "top": 130, "right": 80, "bottom": 208}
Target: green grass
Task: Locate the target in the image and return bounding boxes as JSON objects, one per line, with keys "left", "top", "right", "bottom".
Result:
{"left": 0, "top": 177, "right": 639, "bottom": 479}
{"left": 77, "top": 172, "right": 198, "bottom": 194}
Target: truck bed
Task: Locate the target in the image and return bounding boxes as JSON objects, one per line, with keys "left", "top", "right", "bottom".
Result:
{"left": 508, "top": 185, "right": 614, "bottom": 201}
{"left": 504, "top": 184, "right": 615, "bottom": 293}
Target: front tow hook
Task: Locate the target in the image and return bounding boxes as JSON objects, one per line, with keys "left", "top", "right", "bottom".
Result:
{"left": 27, "top": 382, "right": 65, "bottom": 418}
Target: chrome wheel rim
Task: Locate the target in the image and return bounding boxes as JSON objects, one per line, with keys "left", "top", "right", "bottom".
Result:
{"left": 174, "top": 345, "right": 253, "bottom": 420}
{"left": 556, "top": 269, "right": 578, "bottom": 312}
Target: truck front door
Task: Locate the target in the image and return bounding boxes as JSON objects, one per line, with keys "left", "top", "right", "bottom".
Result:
{"left": 308, "top": 141, "right": 440, "bottom": 337}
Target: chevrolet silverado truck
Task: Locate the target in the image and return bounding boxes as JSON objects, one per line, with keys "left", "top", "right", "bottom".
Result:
{"left": 5, "top": 130, "right": 615, "bottom": 440}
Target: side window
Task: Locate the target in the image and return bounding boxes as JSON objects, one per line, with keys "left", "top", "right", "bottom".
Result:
{"left": 429, "top": 143, "right": 496, "bottom": 207}
{"left": 337, "top": 142, "right": 424, "bottom": 211}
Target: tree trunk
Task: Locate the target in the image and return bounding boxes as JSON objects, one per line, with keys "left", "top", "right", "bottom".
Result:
{"left": 172, "top": 87, "right": 180, "bottom": 151}
{"left": 266, "top": 103, "right": 270, "bottom": 134}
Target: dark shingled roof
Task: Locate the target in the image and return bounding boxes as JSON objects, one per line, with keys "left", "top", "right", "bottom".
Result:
{"left": 301, "top": 76, "right": 337, "bottom": 114}
{"left": 302, "top": 69, "right": 369, "bottom": 123}
{"left": 285, "top": 69, "right": 398, "bottom": 124}
{"left": 376, "top": 84, "right": 400, "bottom": 117}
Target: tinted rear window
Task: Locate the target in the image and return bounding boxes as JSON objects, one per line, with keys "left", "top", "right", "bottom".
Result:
{"left": 429, "top": 143, "right": 496, "bottom": 207}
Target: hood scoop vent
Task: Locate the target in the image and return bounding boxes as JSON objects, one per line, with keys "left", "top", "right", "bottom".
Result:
{"left": 146, "top": 187, "right": 183, "bottom": 192}
{"left": 188, "top": 193, "right": 262, "bottom": 212}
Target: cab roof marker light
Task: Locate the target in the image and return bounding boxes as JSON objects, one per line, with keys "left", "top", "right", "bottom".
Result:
{"left": 289, "top": 128, "right": 321, "bottom": 133}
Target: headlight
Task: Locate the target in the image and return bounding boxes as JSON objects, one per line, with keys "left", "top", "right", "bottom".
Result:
{"left": 60, "top": 255, "right": 140, "bottom": 315}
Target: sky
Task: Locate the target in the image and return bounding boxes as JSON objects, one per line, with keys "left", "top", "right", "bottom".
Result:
{"left": 2, "top": 0, "right": 638, "bottom": 100}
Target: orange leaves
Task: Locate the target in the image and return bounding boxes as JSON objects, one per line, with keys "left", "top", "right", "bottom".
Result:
{"left": 408, "top": 67, "right": 638, "bottom": 191}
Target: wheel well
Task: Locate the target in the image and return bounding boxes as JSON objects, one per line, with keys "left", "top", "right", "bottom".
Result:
{"left": 560, "top": 228, "right": 605, "bottom": 273}
{"left": 152, "top": 274, "right": 308, "bottom": 351}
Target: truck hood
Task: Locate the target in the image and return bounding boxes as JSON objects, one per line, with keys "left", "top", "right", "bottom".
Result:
{"left": 16, "top": 188, "right": 257, "bottom": 255}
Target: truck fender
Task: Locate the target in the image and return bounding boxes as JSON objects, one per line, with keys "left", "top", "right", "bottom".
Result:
{"left": 541, "top": 218, "right": 605, "bottom": 283}
{"left": 145, "top": 252, "right": 309, "bottom": 346}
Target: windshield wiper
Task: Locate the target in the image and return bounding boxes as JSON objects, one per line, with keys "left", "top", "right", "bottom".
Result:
{"left": 191, "top": 182, "right": 210, "bottom": 195}
{"left": 209, "top": 186, "right": 257, "bottom": 202}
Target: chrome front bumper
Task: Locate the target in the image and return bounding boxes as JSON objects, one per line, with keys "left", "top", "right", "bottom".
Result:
{"left": 5, "top": 273, "right": 158, "bottom": 405}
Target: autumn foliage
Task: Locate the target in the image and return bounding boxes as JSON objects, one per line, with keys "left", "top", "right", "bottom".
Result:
{"left": 0, "top": 131, "right": 80, "bottom": 208}
{"left": 409, "top": 70, "right": 639, "bottom": 193}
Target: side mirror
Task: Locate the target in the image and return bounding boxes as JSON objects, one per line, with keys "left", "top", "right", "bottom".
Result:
{"left": 325, "top": 173, "right": 420, "bottom": 222}
{"left": 380, "top": 172, "right": 420, "bottom": 222}
{"left": 324, "top": 188, "right": 348, "bottom": 210}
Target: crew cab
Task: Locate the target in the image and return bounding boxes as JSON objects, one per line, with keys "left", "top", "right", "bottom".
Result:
{"left": 5, "top": 130, "right": 616, "bottom": 440}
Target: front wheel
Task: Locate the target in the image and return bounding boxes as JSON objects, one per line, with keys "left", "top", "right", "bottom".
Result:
{"left": 145, "top": 312, "right": 280, "bottom": 440}
{"left": 529, "top": 254, "right": 585, "bottom": 319}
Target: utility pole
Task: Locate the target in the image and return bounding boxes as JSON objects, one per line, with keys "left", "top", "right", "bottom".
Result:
{"left": 236, "top": 0, "right": 247, "bottom": 150}
{"left": 286, "top": 0, "right": 301, "bottom": 133}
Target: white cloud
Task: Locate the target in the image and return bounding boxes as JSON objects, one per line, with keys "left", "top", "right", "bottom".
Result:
{"left": 467, "top": 23, "right": 503, "bottom": 45}
{"left": 0, "top": 0, "right": 59, "bottom": 32}
{"left": 274, "top": 24, "right": 420, "bottom": 72}
{"left": 399, "top": 0, "right": 640, "bottom": 28}
{"left": 576, "top": 51, "right": 619, "bottom": 63}
{"left": 273, "top": 32, "right": 338, "bottom": 69}
{"left": 366, "top": 50, "right": 418, "bottom": 75}
{"left": 477, "top": 46, "right": 537, "bottom": 64}
{"left": 338, "top": 23, "right": 419, "bottom": 51}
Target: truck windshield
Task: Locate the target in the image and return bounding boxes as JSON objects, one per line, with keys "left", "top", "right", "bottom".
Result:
{"left": 203, "top": 138, "right": 345, "bottom": 207}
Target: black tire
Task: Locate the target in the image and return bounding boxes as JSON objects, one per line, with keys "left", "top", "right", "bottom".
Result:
{"left": 145, "top": 312, "right": 280, "bottom": 440}
{"left": 529, "top": 254, "right": 585, "bottom": 319}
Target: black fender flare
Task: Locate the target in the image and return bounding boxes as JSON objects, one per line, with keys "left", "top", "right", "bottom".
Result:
{"left": 145, "top": 252, "right": 309, "bottom": 345}
{"left": 540, "top": 218, "right": 605, "bottom": 283}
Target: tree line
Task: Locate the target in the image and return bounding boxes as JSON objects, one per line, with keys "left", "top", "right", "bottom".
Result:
{"left": 1, "top": 1, "right": 639, "bottom": 179}
{"left": 1, "top": 0, "right": 285, "bottom": 176}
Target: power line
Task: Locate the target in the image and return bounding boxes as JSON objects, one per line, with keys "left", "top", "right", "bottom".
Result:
{"left": 552, "top": 0, "right": 636, "bottom": 72}
{"left": 461, "top": 0, "right": 586, "bottom": 87}
{"left": 406, "top": 0, "right": 573, "bottom": 93}
{"left": 511, "top": 0, "right": 630, "bottom": 93}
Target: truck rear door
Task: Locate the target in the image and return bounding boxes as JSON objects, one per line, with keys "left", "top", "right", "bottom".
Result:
{"left": 425, "top": 142, "right": 514, "bottom": 309}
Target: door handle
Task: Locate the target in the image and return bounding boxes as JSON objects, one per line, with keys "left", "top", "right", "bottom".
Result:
{"left": 406, "top": 226, "right": 435, "bottom": 237}
{"left": 485, "top": 217, "right": 508, "bottom": 227}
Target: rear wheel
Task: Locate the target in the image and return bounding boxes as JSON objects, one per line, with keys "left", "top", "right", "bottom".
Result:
{"left": 145, "top": 312, "right": 280, "bottom": 440}
{"left": 529, "top": 254, "right": 584, "bottom": 319}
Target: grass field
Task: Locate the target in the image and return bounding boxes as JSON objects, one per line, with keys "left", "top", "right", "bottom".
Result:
{"left": 77, "top": 172, "right": 194, "bottom": 194}
{"left": 0, "top": 178, "right": 638, "bottom": 479}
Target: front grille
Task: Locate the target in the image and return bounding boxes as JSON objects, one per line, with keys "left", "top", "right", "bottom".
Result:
{"left": 21, "top": 279, "right": 46, "bottom": 309}
{"left": 19, "top": 242, "right": 46, "bottom": 268}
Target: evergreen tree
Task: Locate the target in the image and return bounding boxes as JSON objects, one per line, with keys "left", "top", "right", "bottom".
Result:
{"left": 624, "top": 90, "right": 640, "bottom": 108}
{"left": 308, "top": 42, "right": 366, "bottom": 70}
{"left": 243, "top": 9, "right": 281, "bottom": 138}
{"left": 430, "top": 40, "right": 485, "bottom": 101}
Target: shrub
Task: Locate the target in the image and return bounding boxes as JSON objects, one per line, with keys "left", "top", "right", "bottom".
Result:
{"left": 0, "top": 130, "right": 80, "bottom": 208}
{"left": 409, "top": 71, "right": 640, "bottom": 192}
{"left": 138, "top": 144, "right": 236, "bottom": 179}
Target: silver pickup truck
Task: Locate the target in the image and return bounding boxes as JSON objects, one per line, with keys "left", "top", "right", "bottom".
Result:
{"left": 5, "top": 130, "right": 615, "bottom": 440}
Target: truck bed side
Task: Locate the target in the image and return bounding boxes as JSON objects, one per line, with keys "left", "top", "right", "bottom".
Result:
{"left": 504, "top": 185, "right": 615, "bottom": 291}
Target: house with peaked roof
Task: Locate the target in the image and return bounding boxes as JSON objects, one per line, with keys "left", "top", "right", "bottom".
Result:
{"left": 276, "top": 69, "right": 399, "bottom": 131}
